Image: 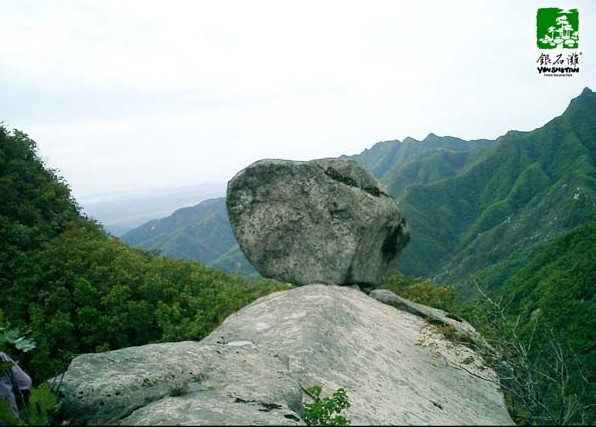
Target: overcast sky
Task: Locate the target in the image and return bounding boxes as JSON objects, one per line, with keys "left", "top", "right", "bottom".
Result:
{"left": 1, "top": 0, "right": 594, "bottom": 201}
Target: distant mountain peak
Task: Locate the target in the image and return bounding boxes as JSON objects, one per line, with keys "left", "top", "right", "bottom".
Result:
{"left": 423, "top": 133, "right": 439, "bottom": 141}
{"left": 563, "top": 86, "right": 595, "bottom": 116}
{"left": 572, "top": 86, "right": 594, "bottom": 103}
{"left": 402, "top": 136, "right": 419, "bottom": 144}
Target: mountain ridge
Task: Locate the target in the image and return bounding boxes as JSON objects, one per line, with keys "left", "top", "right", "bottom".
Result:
{"left": 121, "top": 88, "right": 595, "bottom": 294}
{"left": 392, "top": 86, "right": 595, "bottom": 290}
{"left": 1, "top": 88, "right": 593, "bottom": 425}
{"left": 120, "top": 197, "right": 257, "bottom": 275}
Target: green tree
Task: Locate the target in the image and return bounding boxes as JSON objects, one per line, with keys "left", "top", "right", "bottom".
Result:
{"left": 0, "top": 124, "right": 291, "bottom": 385}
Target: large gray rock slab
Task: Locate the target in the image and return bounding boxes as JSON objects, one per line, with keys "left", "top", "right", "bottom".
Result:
{"left": 370, "top": 289, "right": 481, "bottom": 338}
{"left": 226, "top": 158, "right": 409, "bottom": 286}
{"left": 54, "top": 285, "right": 513, "bottom": 425}
{"left": 54, "top": 341, "right": 303, "bottom": 426}
{"left": 370, "top": 288, "right": 502, "bottom": 363}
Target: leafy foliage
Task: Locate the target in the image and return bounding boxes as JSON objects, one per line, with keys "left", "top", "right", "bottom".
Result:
{"left": 0, "top": 311, "right": 36, "bottom": 354}
{"left": 303, "top": 385, "right": 351, "bottom": 426}
{"left": 0, "top": 125, "right": 291, "bottom": 383}
{"left": 1, "top": 313, "right": 59, "bottom": 426}
{"left": 0, "top": 400, "right": 19, "bottom": 426}
{"left": 21, "top": 383, "right": 59, "bottom": 426}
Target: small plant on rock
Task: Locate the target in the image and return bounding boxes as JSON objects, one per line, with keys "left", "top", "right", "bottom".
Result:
{"left": 303, "top": 385, "right": 351, "bottom": 426}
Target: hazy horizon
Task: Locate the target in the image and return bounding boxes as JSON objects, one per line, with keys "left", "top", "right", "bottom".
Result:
{"left": 1, "top": 0, "right": 594, "bottom": 200}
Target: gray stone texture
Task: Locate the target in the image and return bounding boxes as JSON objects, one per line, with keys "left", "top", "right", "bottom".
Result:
{"left": 226, "top": 158, "right": 409, "bottom": 286}
{"left": 54, "top": 285, "right": 514, "bottom": 426}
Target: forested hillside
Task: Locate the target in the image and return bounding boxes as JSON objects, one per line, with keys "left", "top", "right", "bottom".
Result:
{"left": 116, "top": 86, "right": 595, "bottom": 423}
{"left": 121, "top": 198, "right": 256, "bottom": 276}
{"left": 462, "top": 222, "right": 595, "bottom": 425}
{"left": 0, "top": 126, "right": 289, "bottom": 382}
{"left": 6, "top": 88, "right": 591, "bottom": 425}
{"left": 344, "top": 133, "right": 493, "bottom": 196}
{"left": 348, "top": 87, "right": 596, "bottom": 294}
{"left": 122, "top": 133, "right": 495, "bottom": 276}
{"left": 124, "top": 89, "right": 595, "bottom": 297}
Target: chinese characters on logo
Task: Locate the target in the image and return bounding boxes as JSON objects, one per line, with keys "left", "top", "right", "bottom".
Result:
{"left": 536, "top": 52, "right": 580, "bottom": 66}
{"left": 535, "top": 8, "right": 581, "bottom": 76}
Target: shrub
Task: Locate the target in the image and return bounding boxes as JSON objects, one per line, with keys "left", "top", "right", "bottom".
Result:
{"left": 303, "top": 385, "right": 351, "bottom": 426}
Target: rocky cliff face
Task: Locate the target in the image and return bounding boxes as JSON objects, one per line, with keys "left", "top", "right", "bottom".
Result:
{"left": 55, "top": 285, "right": 513, "bottom": 425}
